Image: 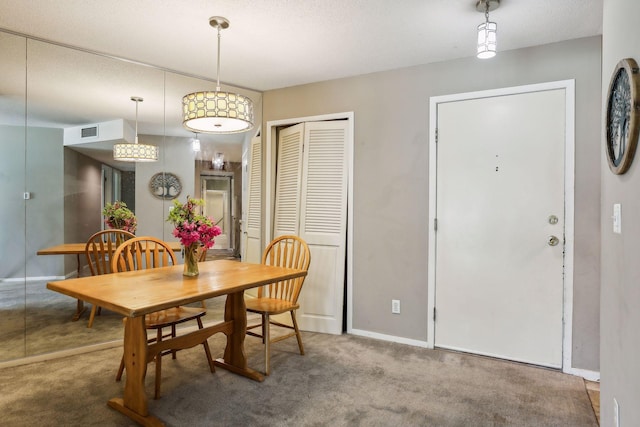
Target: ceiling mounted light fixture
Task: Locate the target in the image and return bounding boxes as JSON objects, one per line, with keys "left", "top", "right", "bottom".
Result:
{"left": 182, "top": 16, "right": 254, "bottom": 134}
{"left": 476, "top": 0, "right": 499, "bottom": 59}
{"left": 113, "top": 97, "right": 159, "bottom": 162}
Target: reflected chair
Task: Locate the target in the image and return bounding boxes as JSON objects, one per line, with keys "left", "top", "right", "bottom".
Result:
{"left": 84, "top": 229, "right": 135, "bottom": 328}
{"left": 198, "top": 246, "right": 209, "bottom": 262}
{"left": 111, "top": 236, "right": 215, "bottom": 399}
{"left": 245, "top": 235, "right": 311, "bottom": 375}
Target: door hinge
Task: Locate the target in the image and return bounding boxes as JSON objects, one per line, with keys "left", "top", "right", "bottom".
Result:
{"left": 435, "top": 128, "right": 438, "bottom": 143}
{"left": 433, "top": 307, "right": 437, "bottom": 321}
{"left": 434, "top": 218, "right": 438, "bottom": 231}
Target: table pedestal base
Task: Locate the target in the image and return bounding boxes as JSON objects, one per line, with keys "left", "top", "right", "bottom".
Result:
{"left": 108, "top": 398, "right": 164, "bottom": 427}
{"left": 214, "top": 358, "right": 264, "bottom": 382}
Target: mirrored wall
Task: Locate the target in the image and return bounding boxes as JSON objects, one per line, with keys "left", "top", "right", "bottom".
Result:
{"left": 0, "top": 30, "right": 262, "bottom": 363}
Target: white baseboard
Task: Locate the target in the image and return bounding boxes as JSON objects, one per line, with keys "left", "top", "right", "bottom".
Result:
{"left": 564, "top": 366, "right": 600, "bottom": 382}
{"left": 349, "top": 328, "right": 429, "bottom": 348}
{"left": 0, "top": 340, "right": 122, "bottom": 369}
{"left": 350, "top": 329, "right": 600, "bottom": 382}
{"left": 1, "top": 275, "right": 66, "bottom": 283}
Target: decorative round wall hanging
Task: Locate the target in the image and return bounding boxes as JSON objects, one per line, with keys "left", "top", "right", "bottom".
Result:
{"left": 149, "top": 172, "right": 182, "bottom": 200}
{"left": 606, "top": 58, "right": 640, "bottom": 175}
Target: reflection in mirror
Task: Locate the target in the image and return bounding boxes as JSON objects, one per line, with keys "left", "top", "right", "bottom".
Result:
{"left": 0, "top": 30, "right": 262, "bottom": 364}
{"left": 23, "top": 39, "right": 165, "bottom": 358}
{"left": 0, "top": 31, "right": 27, "bottom": 361}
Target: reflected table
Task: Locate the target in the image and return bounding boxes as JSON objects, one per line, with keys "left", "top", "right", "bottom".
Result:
{"left": 37, "top": 241, "right": 182, "bottom": 321}
{"left": 47, "top": 260, "right": 306, "bottom": 427}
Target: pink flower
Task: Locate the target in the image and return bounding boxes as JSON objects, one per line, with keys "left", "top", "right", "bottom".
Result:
{"left": 167, "top": 198, "right": 222, "bottom": 249}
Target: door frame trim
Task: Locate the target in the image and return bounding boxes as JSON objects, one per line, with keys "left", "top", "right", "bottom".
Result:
{"left": 427, "top": 80, "right": 576, "bottom": 373}
{"left": 265, "top": 112, "right": 354, "bottom": 332}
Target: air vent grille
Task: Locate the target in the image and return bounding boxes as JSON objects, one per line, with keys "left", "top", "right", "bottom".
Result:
{"left": 81, "top": 126, "right": 98, "bottom": 138}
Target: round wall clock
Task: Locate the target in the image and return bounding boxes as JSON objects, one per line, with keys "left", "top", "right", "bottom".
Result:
{"left": 149, "top": 172, "right": 182, "bottom": 200}
{"left": 606, "top": 58, "right": 640, "bottom": 175}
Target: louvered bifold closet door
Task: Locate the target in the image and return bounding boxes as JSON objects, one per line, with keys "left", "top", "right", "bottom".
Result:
{"left": 298, "top": 120, "right": 348, "bottom": 334}
{"left": 273, "top": 123, "right": 304, "bottom": 237}
{"left": 244, "top": 135, "right": 263, "bottom": 264}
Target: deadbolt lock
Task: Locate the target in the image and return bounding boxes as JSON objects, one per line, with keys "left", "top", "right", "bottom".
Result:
{"left": 548, "top": 235, "right": 560, "bottom": 246}
{"left": 548, "top": 215, "right": 558, "bottom": 225}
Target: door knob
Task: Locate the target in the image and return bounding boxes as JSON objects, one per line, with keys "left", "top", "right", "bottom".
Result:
{"left": 548, "top": 235, "right": 559, "bottom": 246}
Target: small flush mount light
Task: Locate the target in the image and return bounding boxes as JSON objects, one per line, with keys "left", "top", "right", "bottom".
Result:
{"left": 182, "top": 16, "right": 254, "bottom": 134}
{"left": 113, "top": 97, "right": 159, "bottom": 162}
{"left": 476, "top": 0, "right": 499, "bottom": 59}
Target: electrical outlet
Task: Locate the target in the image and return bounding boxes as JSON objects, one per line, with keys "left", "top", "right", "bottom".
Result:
{"left": 614, "top": 398, "right": 620, "bottom": 427}
{"left": 392, "top": 299, "right": 400, "bottom": 314}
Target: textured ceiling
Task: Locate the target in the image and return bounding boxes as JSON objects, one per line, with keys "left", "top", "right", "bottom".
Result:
{"left": 0, "top": 0, "right": 603, "bottom": 92}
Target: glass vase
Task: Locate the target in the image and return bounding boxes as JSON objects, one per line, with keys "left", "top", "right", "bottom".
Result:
{"left": 183, "top": 244, "right": 199, "bottom": 277}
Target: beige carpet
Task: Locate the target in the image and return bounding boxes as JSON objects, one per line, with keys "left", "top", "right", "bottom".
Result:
{"left": 0, "top": 330, "right": 597, "bottom": 426}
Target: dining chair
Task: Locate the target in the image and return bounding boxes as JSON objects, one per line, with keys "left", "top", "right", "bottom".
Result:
{"left": 111, "top": 236, "right": 215, "bottom": 399}
{"left": 245, "top": 235, "right": 311, "bottom": 375}
{"left": 84, "top": 229, "right": 135, "bottom": 328}
{"left": 198, "top": 246, "right": 209, "bottom": 262}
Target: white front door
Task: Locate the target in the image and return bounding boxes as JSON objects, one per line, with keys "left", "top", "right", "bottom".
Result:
{"left": 204, "top": 190, "right": 229, "bottom": 250}
{"left": 433, "top": 88, "right": 567, "bottom": 368}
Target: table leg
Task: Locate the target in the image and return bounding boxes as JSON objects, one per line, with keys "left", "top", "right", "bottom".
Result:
{"left": 214, "top": 291, "right": 264, "bottom": 382}
{"left": 71, "top": 254, "right": 87, "bottom": 321}
{"left": 108, "top": 316, "right": 164, "bottom": 426}
{"left": 71, "top": 299, "right": 87, "bottom": 321}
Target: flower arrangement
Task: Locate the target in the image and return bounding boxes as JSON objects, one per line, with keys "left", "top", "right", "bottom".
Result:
{"left": 167, "top": 197, "right": 221, "bottom": 276}
{"left": 102, "top": 201, "right": 137, "bottom": 233}
{"left": 167, "top": 196, "right": 222, "bottom": 249}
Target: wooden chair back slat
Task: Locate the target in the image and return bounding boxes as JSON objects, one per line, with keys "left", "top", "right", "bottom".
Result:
{"left": 85, "top": 230, "right": 136, "bottom": 276}
{"left": 111, "top": 236, "right": 176, "bottom": 273}
{"left": 259, "top": 235, "right": 310, "bottom": 303}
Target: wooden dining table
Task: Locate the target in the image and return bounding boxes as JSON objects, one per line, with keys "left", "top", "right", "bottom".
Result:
{"left": 47, "top": 259, "right": 307, "bottom": 427}
{"left": 38, "top": 241, "right": 182, "bottom": 321}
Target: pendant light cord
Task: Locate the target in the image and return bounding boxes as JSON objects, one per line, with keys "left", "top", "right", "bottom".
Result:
{"left": 216, "top": 24, "right": 222, "bottom": 91}
{"left": 134, "top": 98, "right": 139, "bottom": 144}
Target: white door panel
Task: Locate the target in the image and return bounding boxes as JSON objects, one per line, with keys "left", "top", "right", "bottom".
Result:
{"left": 435, "top": 89, "right": 565, "bottom": 367}
{"left": 298, "top": 121, "right": 348, "bottom": 334}
{"left": 244, "top": 136, "right": 262, "bottom": 264}
{"left": 272, "top": 120, "right": 348, "bottom": 334}
{"left": 273, "top": 124, "right": 304, "bottom": 237}
{"left": 298, "top": 245, "right": 340, "bottom": 330}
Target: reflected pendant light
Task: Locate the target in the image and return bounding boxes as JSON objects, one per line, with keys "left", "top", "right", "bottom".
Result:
{"left": 212, "top": 152, "right": 224, "bottom": 170}
{"left": 113, "top": 97, "right": 159, "bottom": 162}
{"left": 476, "top": 0, "right": 499, "bottom": 59}
{"left": 182, "top": 16, "right": 254, "bottom": 134}
{"left": 192, "top": 133, "right": 201, "bottom": 152}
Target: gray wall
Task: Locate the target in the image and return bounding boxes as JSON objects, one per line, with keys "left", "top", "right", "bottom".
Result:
{"left": 0, "top": 126, "right": 26, "bottom": 279}
{"left": 264, "top": 36, "right": 602, "bottom": 371}
{"left": 26, "top": 128, "right": 64, "bottom": 278}
{"left": 63, "top": 148, "right": 103, "bottom": 275}
{"left": 134, "top": 134, "right": 196, "bottom": 246}
{"left": 0, "top": 125, "right": 64, "bottom": 279}
{"left": 601, "top": 0, "right": 640, "bottom": 425}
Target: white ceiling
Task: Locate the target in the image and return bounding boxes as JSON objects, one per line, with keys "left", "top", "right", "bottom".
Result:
{"left": 0, "top": 0, "right": 603, "bottom": 92}
{"left": 0, "top": 0, "right": 603, "bottom": 169}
